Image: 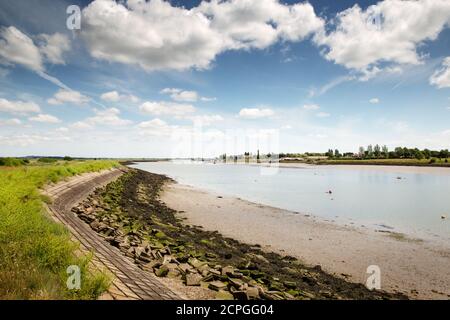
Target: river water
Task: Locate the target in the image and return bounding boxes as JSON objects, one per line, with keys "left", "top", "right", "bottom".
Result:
{"left": 132, "top": 161, "right": 450, "bottom": 242}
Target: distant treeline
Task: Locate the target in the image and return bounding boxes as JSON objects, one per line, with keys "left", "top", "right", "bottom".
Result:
{"left": 0, "top": 156, "right": 74, "bottom": 166}
{"left": 279, "top": 153, "right": 324, "bottom": 158}
{"left": 327, "top": 145, "right": 450, "bottom": 160}
{"left": 279, "top": 146, "right": 450, "bottom": 161}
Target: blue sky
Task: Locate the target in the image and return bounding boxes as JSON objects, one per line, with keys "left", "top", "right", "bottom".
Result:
{"left": 0, "top": 0, "right": 449, "bottom": 158}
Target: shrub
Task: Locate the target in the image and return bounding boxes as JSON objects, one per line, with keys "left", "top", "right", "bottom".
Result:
{"left": 0, "top": 157, "right": 26, "bottom": 166}
{"left": 37, "top": 158, "right": 58, "bottom": 164}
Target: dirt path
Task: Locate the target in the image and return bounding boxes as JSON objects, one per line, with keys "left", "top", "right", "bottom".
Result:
{"left": 43, "top": 168, "right": 181, "bottom": 300}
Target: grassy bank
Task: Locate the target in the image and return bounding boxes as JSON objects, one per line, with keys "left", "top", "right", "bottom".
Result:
{"left": 282, "top": 158, "right": 450, "bottom": 167}
{"left": 0, "top": 160, "right": 118, "bottom": 299}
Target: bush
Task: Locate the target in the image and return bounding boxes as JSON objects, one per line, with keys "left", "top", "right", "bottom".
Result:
{"left": 63, "top": 156, "right": 73, "bottom": 161}
{"left": 429, "top": 158, "right": 437, "bottom": 164}
{"left": 37, "top": 158, "right": 58, "bottom": 164}
{"left": 0, "top": 157, "right": 26, "bottom": 166}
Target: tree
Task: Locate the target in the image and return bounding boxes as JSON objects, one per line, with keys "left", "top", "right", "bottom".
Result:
{"left": 257, "top": 149, "right": 260, "bottom": 163}
{"left": 403, "top": 147, "right": 412, "bottom": 158}
{"left": 394, "top": 147, "right": 403, "bottom": 158}
{"left": 414, "top": 149, "right": 424, "bottom": 160}
{"left": 334, "top": 149, "right": 341, "bottom": 158}
{"left": 367, "top": 145, "right": 373, "bottom": 158}
{"left": 326, "top": 149, "right": 334, "bottom": 158}
{"left": 439, "top": 149, "right": 449, "bottom": 159}
{"left": 358, "top": 146, "right": 365, "bottom": 159}
{"left": 343, "top": 152, "right": 354, "bottom": 158}
{"left": 374, "top": 144, "right": 381, "bottom": 158}
{"left": 382, "top": 145, "right": 389, "bottom": 158}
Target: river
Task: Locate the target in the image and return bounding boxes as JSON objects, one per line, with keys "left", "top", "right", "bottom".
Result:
{"left": 132, "top": 161, "right": 450, "bottom": 242}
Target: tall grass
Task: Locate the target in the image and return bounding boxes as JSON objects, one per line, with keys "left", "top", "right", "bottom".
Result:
{"left": 0, "top": 160, "right": 118, "bottom": 299}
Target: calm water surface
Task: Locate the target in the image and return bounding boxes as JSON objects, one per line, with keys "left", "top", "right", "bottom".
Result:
{"left": 132, "top": 161, "right": 450, "bottom": 241}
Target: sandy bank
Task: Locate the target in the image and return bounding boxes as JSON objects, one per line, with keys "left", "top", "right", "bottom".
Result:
{"left": 161, "top": 182, "right": 450, "bottom": 300}
{"left": 228, "top": 161, "right": 450, "bottom": 175}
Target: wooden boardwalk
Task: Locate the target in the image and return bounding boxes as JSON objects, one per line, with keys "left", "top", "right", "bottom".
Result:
{"left": 43, "top": 168, "right": 180, "bottom": 300}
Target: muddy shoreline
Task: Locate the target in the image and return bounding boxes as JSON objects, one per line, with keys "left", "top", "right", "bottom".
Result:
{"left": 161, "top": 182, "right": 450, "bottom": 299}
{"left": 72, "top": 168, "right": 406, "bottom": 300}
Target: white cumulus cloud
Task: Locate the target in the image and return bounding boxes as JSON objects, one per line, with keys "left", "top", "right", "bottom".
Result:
{"left": 430, "top": 57, "right": 450, "bottom": 89}
{"left": 48, "top": 89, "right": 90, "bottom": 105}
{"left": 238, "top": 107, "right": 274, "bottom": 119}
{"left": 0, "top": 98, "right": 41, "bottom": 115}
{"left": 37, "top": 33, "right": 71, "bottom": 65}
{"left": 139, "top": 101, "right": 196, "bottom": 117}
{"left": 0, "top": 26, "right": 44, "bottom": 72}
{"left": 74, "top": 108, "right": 132, "bottom": 128}
{"left": 100, "top": 90, "right": 139, "bottom": 103}
{"left": 160, "top": 88, "right": 216, "bottom": 102}
{"left": 161, "top": 88, "right": 199, "bottom": 102}
{"left": 315, "top": 0, "right": 450, "bottom": 76}
{"left": 0, "top": 27, "right": 71, "bottom": 71}
{"left": 138, "top": 118, "right": 176, "bottom": 136}
{"left": 29, "top": 113, "right": 61, "bottom": 123}
{"left": 0, "top": 118, "right": 22, "bottom": 126}
{"left": 80, "top": 0, "right": 323, "bottom": 71}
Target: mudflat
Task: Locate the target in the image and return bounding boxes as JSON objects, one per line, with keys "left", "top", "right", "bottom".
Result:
{"left": 161, "top": 182, "right": 450, "bottom": 299}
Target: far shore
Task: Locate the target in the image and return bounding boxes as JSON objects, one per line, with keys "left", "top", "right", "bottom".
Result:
{"left": 286, "top": 159, "right": 450, "bottom": 168}
{"left": 160, "top": 181, "right": 450, "bottom": 299}
{"left": 134, "top": 159, "right": 450, "bottom": 175}
{"left": 126, "top": 159, "right": 450, "bottom": 172}
{"left": 239, "top": 161, "right": 450, "bottom": 175}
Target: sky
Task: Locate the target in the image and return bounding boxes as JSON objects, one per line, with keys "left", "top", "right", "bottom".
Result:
{"left": 0, "top": 0, "right": 450, "bottom": 158}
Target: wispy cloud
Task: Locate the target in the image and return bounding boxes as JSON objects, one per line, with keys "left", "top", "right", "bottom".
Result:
{"left": 309, "top": 75, "right": 354, "bottom": 97}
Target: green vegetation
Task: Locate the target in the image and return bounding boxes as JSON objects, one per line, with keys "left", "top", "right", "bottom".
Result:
{"left": 315, "top": 158, "right": 450, "bottom": 167}
{"left": 0, "top": 160, "right": 118, "bottom": 299}
{"left": 0, "top": 157, "right": 29, "bottom": 167}
{"left": 318, "top": 145, "right": 450, "bottom": 167}
{"left": 386, "top": 232, "right": 423, "bottom": 243}
{"left": 278, "top": 146, "right": 450, "bottom": 167}
{"left": 326, "top": 145, "right": 450, "bottom": 161}
{"left": 37, "top": 157, "right": 58, "bottom": 164}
